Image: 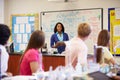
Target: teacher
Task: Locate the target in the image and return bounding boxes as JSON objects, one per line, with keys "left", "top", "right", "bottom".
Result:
{"left": 50, "top": 22, "right": 69, "bottom": 54}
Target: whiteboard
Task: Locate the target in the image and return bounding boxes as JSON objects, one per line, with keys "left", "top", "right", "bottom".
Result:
{"left": 40, "top": 8, "right": 103, "bottom": 54}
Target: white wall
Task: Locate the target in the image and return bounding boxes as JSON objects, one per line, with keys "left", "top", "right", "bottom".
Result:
{"left": 0, "top": 0, "right": 4, "bottom": 23}
{"left": 4, "top": 0, "right": 120, "bottom": 29}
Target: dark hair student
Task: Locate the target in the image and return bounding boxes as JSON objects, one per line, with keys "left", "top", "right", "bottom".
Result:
{"left": 0, "top": 24, "right": 12, "bottom": 77}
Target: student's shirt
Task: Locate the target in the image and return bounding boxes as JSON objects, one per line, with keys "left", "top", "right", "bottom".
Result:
{"left": 0, "top": 44, "right": 9, "bottom": 76}
{"left": 100, "top": 47, "right": 114, "bottom": 65}
{"left": 20, "top": 49, "right": 43, "bottom": 75}
{"left": 50, "top": 32, "right": 69, "bottom": 53}
{"left": 64, "top": 36, "right": 88, "bottom": 67}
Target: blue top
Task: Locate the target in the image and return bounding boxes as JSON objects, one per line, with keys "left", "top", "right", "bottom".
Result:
{"left": 50, "top": 32, "right": 69, "bottom": 53}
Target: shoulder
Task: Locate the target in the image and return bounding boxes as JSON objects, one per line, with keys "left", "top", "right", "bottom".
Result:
{"left": 28, "top": 48, "right": 37, "bottom": 51}
{"left": 63, "top": 33, "right": 68, "bottom": 35}
{"left": 102, "top": 47, "right": 110, "bottom": 53}
{"left": 103, "top": 47, "right": 113, "bottom": 57}
{"left": 24, "top": 49, "right": 39, "bottom": 62}
{"left": 0, "top": 45, "right": 9, "bottom": 56}
{"left": 72, "top": 37, "right": 87, "bottom": 48}
{"left": 25, "top": 49, "right": 39, "bottom": 57}
{"left": 51, "top": 33, "right": 56, "bottom": 37}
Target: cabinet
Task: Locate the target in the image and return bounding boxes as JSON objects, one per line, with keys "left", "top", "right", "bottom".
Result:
{"left": 7, "top": 54, "right": 65, "bottom": 75}
{"left": 7, "top": 54, "right": 21, "bottom": 75}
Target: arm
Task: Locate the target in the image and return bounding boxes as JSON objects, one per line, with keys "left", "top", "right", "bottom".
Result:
{"left": 71, "top": 56, "right": 78, "bottom": 68}
{"left": 27, "top": 49, "right": 42, "bottom": 73}
{"left": 1, "top": 50, "right": 12, "bottom": 76}
{"left": 1, "top": 51, "right": 9, "bottom": 75}
{"left": 50, "top": 34, "right": 55, "bottom": 48}
{"left": 112, "top": 76, "right": 120, "bottom": 80}
{"left": 65, "top": 41, "right": 78, "bottom": 68}
{"left": 109, "top": 58, "right": 116, "bottom": 65}
{"left": 66, "top": 33, "right": 69, "bottom": 40}
{"left": 65, "top": 50, "right": 78, "bottom": 68}
{"left": 104, "top": 47, "right": 116, "bottom": 65}
{"left": 1, "top": 54, "right": 8, "bottom": 74}
{"left": 52, "top": 41, "right": 66, "bottom": 48}
{"left": 64, "top": 33, "right": 69, "bottom": 41}
{"left": 30, "top": 61, "right": 39, "bottom": 73}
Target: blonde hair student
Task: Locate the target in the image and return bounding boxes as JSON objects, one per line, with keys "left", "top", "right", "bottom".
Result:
{"left": 53, "top": 23, "right": 92, "bottom": 68}
{"left": 20, "top": 30, "right": 45, "bottom": 75}
{"left": 96, "top": 29, "right": 116, "bottom": 65}
{"left": 65, "top": 23, "right": 91, "bottom": 68}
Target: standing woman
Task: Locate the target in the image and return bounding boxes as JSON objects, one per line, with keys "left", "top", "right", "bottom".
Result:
{"left": 96, "top": 29, "right": 116, "bottom": 65}
{"left": 50, "top": 22, "right": 69, "bottom": 54}
{"left": 20, "top": 30, "right": 45, "bottom": 75}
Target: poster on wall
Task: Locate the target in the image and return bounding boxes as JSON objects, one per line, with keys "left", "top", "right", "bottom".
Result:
{"left": 108, "top": 8, "right": 120, "bottom": 55}
{"left": 11, "top": 14, "right": 39, "bottom": 53}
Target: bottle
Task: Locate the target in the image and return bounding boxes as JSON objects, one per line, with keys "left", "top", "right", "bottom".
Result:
{"left": 41, "top": 43, "right": 48, "bottom": 53}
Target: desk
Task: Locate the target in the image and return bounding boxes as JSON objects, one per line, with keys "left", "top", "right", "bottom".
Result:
{"left": 7, "top": 53, "right": 94, "bottom": 76}
{"left": 7, "top": 53, "right": 65, "bottom": 75}
{"left": 88, "top": 71, "right": 112, "bottom": 80}
{"left": 43, "top": 54, "right": 65, "bottom": 71}
{"left": 7, "top": 54, "right": 21, "bottom": 76}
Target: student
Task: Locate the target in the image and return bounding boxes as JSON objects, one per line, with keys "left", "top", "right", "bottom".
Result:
{"left": 96, "top": 29, "right": 116, "bottom": 65}
{"left": 20, "top": 30, "right": 45, "bottom": 75}
{"left": 50, "top": 22, "right": 69, "bottom": 54}
{"left": 53, "top": 23, "right": 92, "bottom": 68}
{"left": 0, "top": 24, "right": 12, "bottom": 78}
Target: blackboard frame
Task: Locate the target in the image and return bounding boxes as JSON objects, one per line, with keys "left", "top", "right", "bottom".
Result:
{"left": 40, "top": 8, "right": 103, "bottom": 30}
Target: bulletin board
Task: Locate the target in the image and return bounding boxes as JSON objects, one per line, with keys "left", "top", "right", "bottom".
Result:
{"left": 108, "top": 8, "right": 120, "bottom": 55}
{"left": 40, "top": 8, "right": 103, "bottom": 54}
{"left": 11, "top": 14, "right": 39, "bottom": 53}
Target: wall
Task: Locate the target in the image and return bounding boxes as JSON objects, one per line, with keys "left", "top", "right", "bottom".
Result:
{"left": 0, "top": 0, "right": 4, "bottom": 23}
{"left": 4, "top": 0, "right": 120, "bottom": 29}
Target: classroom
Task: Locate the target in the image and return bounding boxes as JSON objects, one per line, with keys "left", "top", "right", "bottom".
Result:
{"left": 0, "top": 0, "right": 120, "bottom": 80}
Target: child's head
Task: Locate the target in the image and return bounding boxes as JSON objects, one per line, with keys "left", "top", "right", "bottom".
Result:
{"left": 0, "top": 24, "right": 11, "bottom": 45}
{"left": 25, "top": 30, "right": 45, "bottom": 52}
{"left": 97, "top": 29, "right": 110, "bottom": 46}
{"left": 77, "top": 23, "right": 91, "bottom": 38}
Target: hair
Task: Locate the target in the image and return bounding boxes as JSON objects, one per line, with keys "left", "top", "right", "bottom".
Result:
{"left": 0, "top": 24, "right": 11, "bottom": 45}
{"left": 20, "top": 30, "right": 45, "bottom": 64}
{"left": 77, "top": 23, "right": 91, "bottom": 38}
{"left": 54, "top": 22, "right": 64, "bottom": 33}
{"left": 96, "top": 29, "right": 110, "bottom": 63}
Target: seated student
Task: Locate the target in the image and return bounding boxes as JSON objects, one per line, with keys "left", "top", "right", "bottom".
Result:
{"left": 20, "top": 30, "right": 45, "bottom": 75}
{"left": 96, "top": 29, "right": 116, "bottom": 65}
{"left": 53, "top": 23, "right": 92, "bottom": 68}
{"left": 0, "top": 24, "right": 12, "bottom": 78}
